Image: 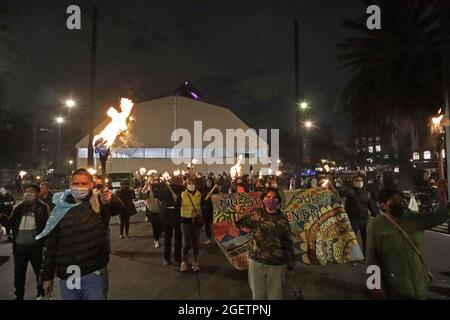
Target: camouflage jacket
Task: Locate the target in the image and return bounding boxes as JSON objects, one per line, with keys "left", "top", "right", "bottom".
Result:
{"left": 236, "top": 208, "right": 295, "bottom": 270}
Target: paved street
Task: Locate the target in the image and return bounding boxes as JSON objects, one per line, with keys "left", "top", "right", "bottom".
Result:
{"left": 0, "top": 213, "right": 449, "bottom": 300}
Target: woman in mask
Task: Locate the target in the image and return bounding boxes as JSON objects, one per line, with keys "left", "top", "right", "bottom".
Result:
{"left": 201, "top": 177, "right": 219, "bottom": 245}
{"left": 235, "top": 188, "right": 295, "bottom": 300}
{"left": 179, "top": 178, "right": 204, "bottom": 272}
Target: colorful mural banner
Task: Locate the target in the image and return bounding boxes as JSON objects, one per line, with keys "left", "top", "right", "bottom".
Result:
{"left": 212, "top": 188, "right": 363, "bottom": 270}
{"left": 211, "top": 192, "right": 263, "bottom": 270}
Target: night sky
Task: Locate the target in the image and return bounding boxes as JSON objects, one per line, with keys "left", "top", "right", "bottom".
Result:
{"left": 1, "top": 0, "right": 364, "bottom": 143}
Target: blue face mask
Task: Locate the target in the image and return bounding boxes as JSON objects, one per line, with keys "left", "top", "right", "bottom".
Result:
{"left": 71, "top": 187, "right": 90, "bottom": 201}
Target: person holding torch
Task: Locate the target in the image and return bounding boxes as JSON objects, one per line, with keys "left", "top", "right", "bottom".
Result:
{"left": 37, "top": 168, "right": 125, "bottom": 300}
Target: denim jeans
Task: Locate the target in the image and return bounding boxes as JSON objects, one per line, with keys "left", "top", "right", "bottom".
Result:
{"left": 59, "top": 268, "right": 108, "bottom": 300}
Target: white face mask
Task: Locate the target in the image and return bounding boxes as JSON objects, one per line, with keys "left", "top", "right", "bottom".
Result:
{"left": 0, "top": 188, "right": 6, "bottom": 195}
{"left": 187, "top": 184, "right": 196, "bottom": 192}
{"left": 71, "top": 187, "right": 91, "bottom": 200}
{"left": 354, "top": 182, "right": 364, "bottom": 189}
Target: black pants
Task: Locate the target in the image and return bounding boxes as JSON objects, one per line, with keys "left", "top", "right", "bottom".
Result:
{"left": 149, "top": 212, "right": 162, "bottom": 241}
{"left": 14, "top": 244, "right": 44, "bottom": 300}
{"left": 203, "top": 210, "right": 213, "bottom": 240}
{"left": 0, "top": 215, "right": 11, "bottom": 237}
{"left": 350, "top": 218, "right": 369, "bottom": 255}
{"left": 164, "top": 222, "right": 182, "bottom": 262}
{"left": 119, "top": 214, "right": 130, "bottom": 236}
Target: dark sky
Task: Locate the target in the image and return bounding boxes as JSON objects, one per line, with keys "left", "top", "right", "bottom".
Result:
{"left": 1, "top": 0, "right": 364, "bottom": 143}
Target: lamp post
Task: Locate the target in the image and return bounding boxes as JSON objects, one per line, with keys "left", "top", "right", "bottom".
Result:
{"left": 56, "top": 117, "right": 64, "bottom": 173}
{"left": 65, "top": 99, "right": 75, "bottom": 117}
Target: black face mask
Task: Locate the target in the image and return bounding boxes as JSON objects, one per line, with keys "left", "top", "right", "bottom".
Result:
{"left": 152, "top": 184, "right": 160, "bottom": 190}
{"left": 389, "top": 203, "right": 404, "bottom": 218}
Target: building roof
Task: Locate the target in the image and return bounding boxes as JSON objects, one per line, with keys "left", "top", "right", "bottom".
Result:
{"left": 76, "top": 96, "right": 253, "bottom": 149}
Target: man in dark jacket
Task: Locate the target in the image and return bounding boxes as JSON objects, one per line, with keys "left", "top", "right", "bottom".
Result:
{"left": 159, "top": 177, "right": 183, "bottom": 266}
{"left": 8, "top": 185, "right": 48, "bottom": 300}
{"left": 39, "top": 181, "right": 54, "bottom": 214}
{"left": 0, "top": 186, "right": 15, "bottom": 241}
{"left": 339, "top": 175, "right": 378, "bottom": 254}
{"left": 116, "top": 181, "right": 136, "bottom": 238}
{"left": 40, "top": 168, "right": 125, "bottom": 300}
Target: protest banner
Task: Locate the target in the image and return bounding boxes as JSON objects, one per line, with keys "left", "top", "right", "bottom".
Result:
{"left": 212, "top": 188, "right": 363, "bottom": 270}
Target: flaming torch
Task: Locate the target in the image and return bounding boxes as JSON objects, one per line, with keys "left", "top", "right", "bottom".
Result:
{"left": 93, "top": 98, "right": 134, "bottom": 188}
{"left": 431, "top": 109, "right": 446, "bottom": 181}
{"left": 230, "top": 154, "right": 243, "bottom": 178}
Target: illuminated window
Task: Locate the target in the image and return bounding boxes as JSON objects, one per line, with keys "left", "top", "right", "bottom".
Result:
{"left": 412, "top": 152, "right": 420, "bottom": 160}
{"left": 368, "top": 146, "right": 374, "bottom": 153}
{"left": 376, "top": 145, "right": 381, "bottom": 152}
{"left": 424, "top": 151, "right": 431, "bottom": 160}
{"left": 442, "top": 149, "right": 446, "bottom": 159}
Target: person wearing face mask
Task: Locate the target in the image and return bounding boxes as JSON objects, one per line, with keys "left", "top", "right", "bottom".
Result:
{"left": 116, "top": 181, "right": 137, "bottom": 239}
{"left": 366, "top": 183, "right": 450, "bottom": 300}
{"left": 37, "top": 168, "right": 125, "bottom": 300}
{"left": 339, "top": 175, "right": 378, "bottom": 254}
{"left": 0, "top": 186, "right": 15, "bottom": 242}
{"left": 7, "top": 185, "right": 48, "bottom": 300}
{"left": 235, "top": 188, "right": 295, "bottom": 300}
{"left": 201, "top": 178, "right": 219, "bottom": 245}
{"left": 178, "top": 178, "right": 205, "bottom": 272}
{"left": 146, "top": 178, "right": 163, "bottom": 247}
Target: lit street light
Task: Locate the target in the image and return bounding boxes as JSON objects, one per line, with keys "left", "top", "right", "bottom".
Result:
{"left": 305, "top": 121, "right": 313, "bottom": 129}
{"left": 65, "top": 99, "right": 76, "bottom": 108}
{"left": 299, "top": 102, "right": 309, "bottom": 110}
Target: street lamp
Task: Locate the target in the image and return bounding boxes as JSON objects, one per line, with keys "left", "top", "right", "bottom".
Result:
{"left": 299, "top": 101, "right": 309, "bottom": 110}
{"left": 65, "top": 99, "right": 76, "bottom": 108}
{"left": 55, "top": 117, "right": 64, "bottom": 173}
{"left": 305, "top": 121, "right": 313, "bottom": 129}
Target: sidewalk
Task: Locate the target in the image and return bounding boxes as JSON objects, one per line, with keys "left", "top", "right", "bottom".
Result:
{"left": 0, "top": 213, "right": 448, "bottom": 300}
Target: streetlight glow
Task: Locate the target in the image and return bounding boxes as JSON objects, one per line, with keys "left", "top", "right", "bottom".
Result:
{"left": 299, "top": 101, "right": 309, "bottom": 110}
{"left": 305, "top": 121, "right": 313, "bottom": 128}
{"left": 56, "top": 117, "right": 64, "bottom": 124}
{"left": 66, "top": 99, "right": 76, "bottom": 108}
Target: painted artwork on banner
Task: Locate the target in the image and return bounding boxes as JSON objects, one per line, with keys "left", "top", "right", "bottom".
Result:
{"left": 212, "top": 189, "right": 363, "bottom": 270}
{"left": 211, "top": 192, "right": 263, "bottom": 270}
{"left": 283, "top": 188, "right": 364, "bottom": 265}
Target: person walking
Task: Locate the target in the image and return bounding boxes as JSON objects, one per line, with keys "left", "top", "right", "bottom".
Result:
{"left": 0, "top": 186, "right": 15, "bottom": 242}
{"left": 235, "top": 188, "right": 295, "bottom": 300}
{"left": 366, "top": 183, "right": 450, "bottom": 299}
{"left": 179, "top": 178, "right": 204, "bottom": 272}
{"left": 339, "top": 175, "right": 378, "bottom": 253}
{"left": 201, "top": 177, "right": 218, "bottom": 245}
{"left": 116, "top": 181, "right": 137, "bottom": 239}
{"left": 8, "top": 185, "right": 48, "bottom": 300}
{"left": 146, "top": 178, "right": 163, "bottom": 248}
{"left": 39, "top": 182, "right": 54, "bottom": 214}
{"left": 38, "top": 168, "right": 125, "bottom": 300}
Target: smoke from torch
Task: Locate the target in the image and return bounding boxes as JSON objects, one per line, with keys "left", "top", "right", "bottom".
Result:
{"left": 93, "top": 98, "right": 134, "bottom": 188}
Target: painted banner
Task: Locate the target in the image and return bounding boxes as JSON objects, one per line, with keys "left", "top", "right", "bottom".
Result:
{"left": 212, "top": 188, "right": 363, "bottom": 270}
{"left": 211, "top": 192, "right": 263, "bottom": 270}
{"left": 283, "top": 188, "right": 363, "bottom": 265}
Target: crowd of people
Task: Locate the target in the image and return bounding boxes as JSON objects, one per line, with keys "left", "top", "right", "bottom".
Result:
{"left": 0, "top": 168, "right": 449, "bottom": 300}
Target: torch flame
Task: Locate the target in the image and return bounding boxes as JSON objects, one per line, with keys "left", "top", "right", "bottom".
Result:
{"left": 162, "top": 172, "right": 170, "bottom": 181}
{"left": 93, "top": 98, "right": 134, "bottom": 150}
{"left": 230, "top": 155, "right": 243, "bottom": 177}
{"left": 173, "top": 170, "right": 181, "bottom": 176}
{"left": 139, "top": 167, "right": 147, "bottom": 176}
{"left": 19, "top": 171, "right": 27, "bottom": 179}
{"left": 146, "top": 169, "right": 157, "bottom": 176}
{"left": 191, "top": 158, "right": 198, "bottom": 165}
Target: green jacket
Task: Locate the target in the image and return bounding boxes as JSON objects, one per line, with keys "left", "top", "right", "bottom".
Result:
{"left": 366, "top": 205, "right": 450, "bottom": 299}
{"left": 236, "top": 208, "right": 295, "bottom": 270}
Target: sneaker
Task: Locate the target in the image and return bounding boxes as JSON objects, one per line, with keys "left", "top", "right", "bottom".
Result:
{"left": 192, "top": 262, "right": 200, "bottom": 272}
{"left": 163, "top": 259, "right": 171, "bottom": 266}
{"left": 154, "top": 240, "right": 160, "bottom": 248}
{"left": 203, "top": 239, "right": 211, "bottom": 245}
{"left": 119, "top": 235, "right": 124, "bottom": 239}
{"left": 180, "top": 261, "right": 188, "bottom": 272}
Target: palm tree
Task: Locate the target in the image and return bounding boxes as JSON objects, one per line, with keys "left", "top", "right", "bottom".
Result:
{"left": 336, "top": 0, "right": 449, "bottom": 173}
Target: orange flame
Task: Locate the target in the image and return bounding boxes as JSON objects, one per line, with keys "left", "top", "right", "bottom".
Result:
{"left": 230, "top": 155, "right": 243, "bottom": 177}
{"left": 93, "top": 98, "right": 134, "bottom": 150}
